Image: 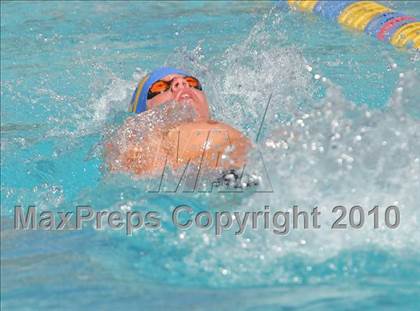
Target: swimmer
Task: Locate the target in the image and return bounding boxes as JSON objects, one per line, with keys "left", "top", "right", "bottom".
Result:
{"left": 104, "top": 67, "right": 252, "bottom": 183}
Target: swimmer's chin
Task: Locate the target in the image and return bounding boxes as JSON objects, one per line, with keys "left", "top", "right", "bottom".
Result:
{"left": 154, "top": 99, "right": 196, "bottom": 109}
{"left": 176, "top": 99, "right": 201, "bottom": 112}
{"left": 153, "top": 99, "right": 205, "bottom": 121}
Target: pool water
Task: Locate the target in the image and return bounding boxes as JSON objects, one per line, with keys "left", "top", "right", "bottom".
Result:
{"left": 1, "top": 1, "right": 420, "bottom": 310}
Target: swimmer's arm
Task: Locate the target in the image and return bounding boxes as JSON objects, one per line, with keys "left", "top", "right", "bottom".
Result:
{"left": 103, "top": 116, "right": 137, "bottom": 172}
{"left": 105, "top": 127, "right": 168, "bottom": 175}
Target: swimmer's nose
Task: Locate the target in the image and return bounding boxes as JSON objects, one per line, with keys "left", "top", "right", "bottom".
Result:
{"left": 171, "top": 77, "right": 189, "bottom": 93}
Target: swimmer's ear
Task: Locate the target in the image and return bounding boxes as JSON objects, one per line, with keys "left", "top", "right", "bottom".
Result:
{"left": 145, "top": 100, "right": 152, "bottom": 110}
{"left": 146, "top": 100, "right": 157, "bottom": 111}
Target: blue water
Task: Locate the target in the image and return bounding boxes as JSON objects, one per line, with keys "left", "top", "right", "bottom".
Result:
{"left": 1, "top": 1, "right": 420, "bottom": 310}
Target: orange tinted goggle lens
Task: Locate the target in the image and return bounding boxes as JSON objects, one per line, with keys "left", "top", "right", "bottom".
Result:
{"left": 184, "top": 76, "right": 200, "bottom": 89}
{"left": 149, "top": 80, "right": 171, "bottom": 94}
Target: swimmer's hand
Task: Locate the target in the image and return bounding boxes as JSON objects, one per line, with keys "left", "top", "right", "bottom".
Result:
{"left": 104, "top": 102, "right": 196, "bottom": 175}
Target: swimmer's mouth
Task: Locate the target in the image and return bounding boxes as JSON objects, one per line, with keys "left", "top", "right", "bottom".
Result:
{"left": 180, "top": 93, "right": 192, "bottom": 100}
{"left": 176, "top": 90, "right": 196, "bottom": 103}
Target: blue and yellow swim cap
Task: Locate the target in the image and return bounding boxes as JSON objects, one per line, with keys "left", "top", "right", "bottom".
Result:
{"left": 129, "top": 67, "right": 188, "bottom": 114}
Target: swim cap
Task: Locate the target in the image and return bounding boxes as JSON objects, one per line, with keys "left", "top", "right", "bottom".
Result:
{"left": 129, "top": 67, "right": 189, "bottom": 114}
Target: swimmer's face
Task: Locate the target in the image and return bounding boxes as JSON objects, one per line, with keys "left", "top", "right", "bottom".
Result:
{"left": 146, "top": 74, "right": 210, "bottom": 120}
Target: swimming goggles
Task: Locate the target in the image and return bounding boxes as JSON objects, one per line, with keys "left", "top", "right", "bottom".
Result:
{"left": 147, "top": 76, "right": 203, "bottom": 100}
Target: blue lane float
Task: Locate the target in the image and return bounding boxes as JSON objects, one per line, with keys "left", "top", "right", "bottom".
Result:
{"left": 313, "top": 1, "right": 357, "bottom": 21}
{"left": 365, "top": 11, "right": 405, "bottom": 37}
